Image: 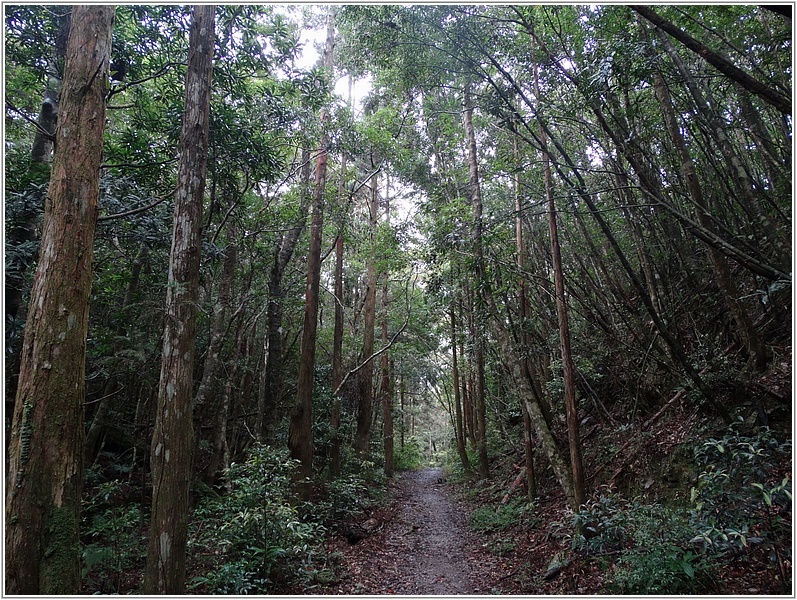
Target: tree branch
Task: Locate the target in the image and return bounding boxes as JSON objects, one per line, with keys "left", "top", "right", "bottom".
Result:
{"left": 333, "top": 271, "right": 417, "bottom": 397}
{"left": 629, "top": 5, "right": 791, "bottom": 115}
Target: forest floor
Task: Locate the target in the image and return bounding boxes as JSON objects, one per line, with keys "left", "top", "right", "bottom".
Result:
{"left": 323, "top": 467, "right": 516, "bottom": 594}
{"left": 320, "top": 466, "right": 604, "bottom": 595}
{"left": 317, "top": 446, "right": 791, "bottom": 596}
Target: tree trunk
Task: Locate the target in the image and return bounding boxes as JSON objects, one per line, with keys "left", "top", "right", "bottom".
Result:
{"left": 144, "top": 5, "right": 214, "bottom": 594}
{"left": 450, "top": 302, "right": 472, "bottom": 473}
{"left": 194, "top": 221, "right": 237, "bottom": 434}
{"left": 463, "top": 87, "right": 489, "bottom": 478}
{"left": 381, "top": 191, "right": 394, "bottom": 478}
{"left": 288, "top": 16, "right": 335, "bottom": 499}
{"left": 512, "top": 125, "right": 537, "bottom": 501}
{"left": 654, "top": 27, "right": 790, "bottom": 275}
{"left": 330, "top": 120, "right": 349, "bottom": 477}
{"left": 487, "top": 293, "right": 577, "bottom": 507}
{"left": 629, "top": 5, "right": 791, "bottom": 115}
{"left": 259, "top": 147, "right": 311, "bottom": 443}
{"left": 535, "top": 54, "right": 587, "bottom": 507}
{"left": 205, "top": 307, "right": 246, "bottom": 482}
{"left": 5, "top": 6, "right": 114, "bottom": 594}
{"left": 643, "top": 24, "right": 768, "bottom": 372}
{"left": 85, "top": 243, "right": 147, "bottom": 465}
{"left": 5, "top": 6, "right": 71, "bottom": 413}
{"left": 354, "top": 173, "right": 379, "bottom": 458}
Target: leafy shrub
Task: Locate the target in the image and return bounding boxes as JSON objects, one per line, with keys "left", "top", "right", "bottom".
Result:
{"left": 309, "top": 465, "right": 382, "bottom": 526}
{"left": 81, "top": 478, "right": 146, "bottom": 593}
{"left": 570, "top": 487, "right": 632, "bottom": 553}
{"left": 567, "top": 489, "right": 713, "bottom": 593}
{"left": 689, "top": 421, "right": 791, "bottom": 577}
{"left": 188, "top": 444, "right": 330, "bottom": 594}
{"left": 611, "top": 503, "right": 711, "bottom": 594}
{"left": 468, "top": 499, "right": 534, "bottom": 533}
{"left": 394, "top": 436, "right": 426, "bottom": 470}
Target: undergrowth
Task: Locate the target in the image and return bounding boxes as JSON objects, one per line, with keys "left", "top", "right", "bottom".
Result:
{"left": 551, "top": 420, "right": 792, "bottom": 594}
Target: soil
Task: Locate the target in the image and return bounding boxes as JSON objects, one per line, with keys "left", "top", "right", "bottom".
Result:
{"left": 325, "top": 467, "right": 513, "bottom": 595}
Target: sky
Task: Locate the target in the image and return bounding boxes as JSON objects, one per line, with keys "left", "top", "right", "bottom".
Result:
{"left": 292, "top": 7, "right": 373, "bottom": 113}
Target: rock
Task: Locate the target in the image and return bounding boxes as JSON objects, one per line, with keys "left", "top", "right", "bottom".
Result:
{"left": 342, "top": 518, "right": 380, "bottom": 544}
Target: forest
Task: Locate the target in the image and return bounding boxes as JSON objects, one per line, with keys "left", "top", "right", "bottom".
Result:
{"left": 3, "top": 4, "right": 792, "bottom": 595}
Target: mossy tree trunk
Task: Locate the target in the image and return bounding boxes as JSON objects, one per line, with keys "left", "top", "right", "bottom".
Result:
{"left": 144, "top": 5, "right": 214, "bottom": 594}
{"left": 5, "top": 6, "right": 115, "bottom": 594}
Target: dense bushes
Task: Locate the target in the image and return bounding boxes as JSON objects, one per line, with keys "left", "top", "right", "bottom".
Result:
{"left": 187, "top": 445, "right": 330, "bottom": 594}
{"left": 558, "top": 421, "right": 791, "bottom": 593}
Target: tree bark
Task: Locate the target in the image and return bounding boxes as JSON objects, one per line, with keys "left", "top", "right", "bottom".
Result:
{"left": 450, "top": 302, "right": 472, "bottom": 473}
{"left": 144, "top": 5, "right": 214, "bottom": 594}
{"left": 381, "top": 193, "right": 394, "bottom": 478}
{"left": 5, "top": 6, "right": 71, "bottom": 410}
{"left": 288, "top": 16, "right": 335, "bottom": 498}
{"left": 330, "top": 111, "right": 349, "bottom": 477}
{"left": 512, "top": 122, "right": 537, "bottom": 501}
{"left": 5, "top": 6, "right": 115, "bottom": 594}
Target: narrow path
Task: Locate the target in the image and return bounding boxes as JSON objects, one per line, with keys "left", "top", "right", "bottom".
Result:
{"left": 328, "top": 467, "right": 503, "bottom": 595}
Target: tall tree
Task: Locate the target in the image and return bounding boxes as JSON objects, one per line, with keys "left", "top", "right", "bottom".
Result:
{"left": 534, "top": 51, "right": 587, "bottom": 508}
{"left": 462, "top": 85, "right": 489, "bottom": 478}
{"left": 381, "top": 190, "right": 394, "bottom": 477}
{"left": 144, "top": 5, "right": 214, "bottom": 594}
{"left": 259, "top": 147, "right": 311, "bottom": 443}
{"left": 288, "top": 14, "right": 335, "bottom": 498}
{"left": 5, "top": 6, "right": 115, "bottom": 593}
{"left": 354, "top": 173, "right": 380, "bottom": 458}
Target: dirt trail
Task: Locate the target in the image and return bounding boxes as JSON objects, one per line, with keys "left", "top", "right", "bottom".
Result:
{"left": 328, "top": 467, "right": 504, "bottom": 595}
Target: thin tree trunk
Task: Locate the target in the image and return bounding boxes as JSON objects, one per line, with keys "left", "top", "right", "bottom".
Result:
{"left": 85, "top": 243, "right": 147, "bottom": 465}
{"left": 450, "top": 302, "right": 471, "bottom": 473}
{"left": 259, "top": 148, "right": 311, "bottom": 443}
{"left": 330, "top": 84, "right": 350, "bottom": 476}
{"left": 629, "top": 5, "right": 791, "bottom": 115}
{"left": 463, "top": 86, "right": 489, "bottom": 478}
{"left": 354, "top": 174, "right": 379, "bottom": 458}
{"left": 144, "top": 6, "right": 214, "bottom": 594}
{"left": 487, "top": 294, "right": 577, "bottom": 507}
{"left": 644, "top": 25, "right": 768, "bottom": 371}
{"left": 288, "top": 16, "right": 335, "bottom": 499}
{"left": 512, "top": 125, "right": 537, "bottom": 501}
{"left": 5, "top": 6, "right": 114, "bottom": 594}
{"left": 381, "top": 190, "right": 394, "bottom": 478}
{"left": 534, "top": 53, "right": 587, "bottom": 508}
{"left": 205, "top": 307, "right": 246, "bottom": 482}
{"left": 194, "top": 221, "right": 237, "bottom": 428}
{"left": 654, "top": 27, "right": 790, "bottom": 274}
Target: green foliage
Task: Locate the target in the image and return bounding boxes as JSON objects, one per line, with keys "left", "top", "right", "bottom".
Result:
{"left": 564, "top": 424, "right": 792, "bottom": 594}
{"left": 569, "top": 488, "right": 632, "bottom": 554}
{"left": 689, "top": 421, "right": 791, "bottom": 562}
{"left": 611, "top": 504, "right": 711, "bottom": 594}
{"left": 81, "top": 477, "right": 146, "bottom": 593}
{"left": 468, "top": 498, "right": 534, "bottom": 534}
{"left": 188, "top": 445, "right": 331, "bottom": 594}
{"left": 394, "top": 436, "right": 426, "bottom": 470}
{"left": 566, "top": 489, "right": 713, "bottom": 593}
